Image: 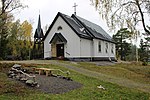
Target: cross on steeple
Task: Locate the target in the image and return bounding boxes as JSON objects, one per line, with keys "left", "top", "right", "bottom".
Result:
{"left": 73, "top": 3, "right": 78, "bottom": 15}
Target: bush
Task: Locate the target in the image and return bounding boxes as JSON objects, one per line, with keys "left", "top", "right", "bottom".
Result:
{"left": 142, "top": 61, "right": 148, "bottom": 66}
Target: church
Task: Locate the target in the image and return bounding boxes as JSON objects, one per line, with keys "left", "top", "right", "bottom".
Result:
{"left": 43, "top": 12, "right": 116, "bottom": 61}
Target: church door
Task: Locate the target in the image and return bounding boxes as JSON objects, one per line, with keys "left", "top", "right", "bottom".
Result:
{"left": 56, "top": 44, "right": 64, "bottom": 57}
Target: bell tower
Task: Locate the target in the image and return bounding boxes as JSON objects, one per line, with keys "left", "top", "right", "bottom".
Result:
{"left": 33, "top": 14, "right": 44, "bottom": 59}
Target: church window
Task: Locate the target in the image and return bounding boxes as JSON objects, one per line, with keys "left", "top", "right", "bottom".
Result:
{"left": 111, "top": 44, "right": 114, "bottom": 54}
{"left": 105, "top": 43, "right": 108, "bottom": 53}
{"left": 98, "top": 41, "right": 101, "bottom": 53}
{"left": 57, "top": 26, "right": 62, "bottom": 31}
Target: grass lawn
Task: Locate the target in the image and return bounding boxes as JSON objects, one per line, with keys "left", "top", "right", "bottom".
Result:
{"left": 0, "top": 63, "right": 150, "bottom": 100}
{"left": 72, "top": 62, "right": 150, "bottom": 84}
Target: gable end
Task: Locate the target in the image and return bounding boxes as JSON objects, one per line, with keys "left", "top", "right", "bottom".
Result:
{"left": 43, "top": 12, "right": 92, "bottom": 41}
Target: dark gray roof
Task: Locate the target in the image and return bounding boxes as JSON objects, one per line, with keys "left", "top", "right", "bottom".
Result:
{"left": 50, "top": 33, "right": 67, "bottom": 44}
{"left": 60, "top": 13, "right": 92, "bottom": 39}
{"left": 44, "top": 12, "right": 114, "bottom": 43}
{"left": 72, "top": 15, "right": 113, "bottom": 42}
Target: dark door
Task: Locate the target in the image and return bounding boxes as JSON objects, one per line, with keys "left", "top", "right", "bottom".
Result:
{"left": 56, "top": 44, "right": 64, "bottom": 57}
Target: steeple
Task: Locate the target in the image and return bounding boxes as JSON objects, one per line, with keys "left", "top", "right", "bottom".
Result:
{"left": 32, "top": 14, "right": 44, "bottom": 59}
{"left": 34, "top": 14, "right": 44, "bottom": 39}
{"left": 37, "top": 15, "right": 42, "bottom": 37}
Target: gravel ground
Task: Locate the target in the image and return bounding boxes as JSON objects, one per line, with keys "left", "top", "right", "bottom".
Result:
{"left": 33, "top": 75, "right": 82, "bottom": 94}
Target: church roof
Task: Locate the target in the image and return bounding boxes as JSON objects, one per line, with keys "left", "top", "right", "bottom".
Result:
{"left": 34, "top": 15, "right": 44, "bottom": 39}
{"left": 49, "top": 33, "right": 67, "bottom": 44}
{"left": 72, "top": 15, "right": 112, "bottom": 41}
{"left": 43, "top": 12, "right": 114, "bottom": 43}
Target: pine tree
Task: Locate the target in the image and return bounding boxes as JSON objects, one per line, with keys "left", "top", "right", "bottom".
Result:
{"left": 113, "top": 28, "right": 131, "bottom": 60}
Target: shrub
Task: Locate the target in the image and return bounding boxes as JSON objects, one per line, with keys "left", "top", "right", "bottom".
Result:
{"left": 142, "top": 61, "right": 148, "bottom": 66}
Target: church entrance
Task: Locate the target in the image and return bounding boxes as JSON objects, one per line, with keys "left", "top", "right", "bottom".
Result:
{"left": 50, "top": 33, "right": 67, "bottom": 58}
{"left": 56, "top": 44, "right": 64, "bottom": 57}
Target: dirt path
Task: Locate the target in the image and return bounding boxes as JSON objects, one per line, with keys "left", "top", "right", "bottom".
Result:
{"left": 1, "top": 60, "right": 150, "bottom": 93}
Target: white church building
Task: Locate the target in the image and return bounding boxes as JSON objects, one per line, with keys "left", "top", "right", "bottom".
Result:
{"left": 43, "top": 12, "right": 116, "bottom": 61}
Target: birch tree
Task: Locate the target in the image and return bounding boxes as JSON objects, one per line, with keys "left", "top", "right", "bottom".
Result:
{"left": 91, "top": 0, "right": 150, "bottom": 62}
{"left": 91, "top": 0, "right": 150, "bottom": 34}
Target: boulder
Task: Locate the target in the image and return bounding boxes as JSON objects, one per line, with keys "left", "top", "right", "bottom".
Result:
{"left": 20, "top": 77, "right": 28, "bottom": 82}
{"left": 26, "top": 80, "right": 38, "bottom": 87}
{"left": 15, "top": 75, "right": 22, "bottom": 80}
{"left": 8, "top": 73, "right": 16, "bottom": 78}
{"left": 7, "top": 71, "right": 14, "bottom": 76}
{"left": 12, "top": 64, "right": 21, "bottom": 70}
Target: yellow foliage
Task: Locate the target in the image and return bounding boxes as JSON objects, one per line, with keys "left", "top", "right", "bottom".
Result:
{"left": 21, "top": 20, "right": 33, "bottom": 41}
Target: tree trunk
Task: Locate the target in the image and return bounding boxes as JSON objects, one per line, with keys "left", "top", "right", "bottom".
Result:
{"left": 135, "top": 0, "right": 150, "bottom": 35}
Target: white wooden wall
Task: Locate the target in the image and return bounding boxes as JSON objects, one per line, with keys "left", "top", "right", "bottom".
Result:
{"left": 44, "top": 15, "right": 116, "bottom": 59}
{"left": 93, "top": 39, "right": 116, "bottom": 57}
{"left": 44, "top": 16, "right": 81, "bottom": 58}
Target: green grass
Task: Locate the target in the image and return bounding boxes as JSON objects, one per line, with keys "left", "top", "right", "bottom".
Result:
{"left": 0, "top": 63, "right": 150, "bottom": 100}
{"left": 72, "top": 62, "right": 150, "bottom": 84}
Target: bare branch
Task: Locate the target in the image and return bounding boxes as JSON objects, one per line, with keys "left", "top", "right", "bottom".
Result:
{"left": 112, "top": 1, "right": 136, "bottom": 18}
{"left": 135, "top": 20, "right": 142, "bottom": 26}
{"left": 4, "top": 0, "right": 13, "bottom": 11}
{"left": 135, "top": 0, "right": 150, "bottom": 34}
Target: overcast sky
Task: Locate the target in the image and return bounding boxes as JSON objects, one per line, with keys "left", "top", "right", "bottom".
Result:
{"left": 14, "top": 0, "right": 110, "bottom": 36}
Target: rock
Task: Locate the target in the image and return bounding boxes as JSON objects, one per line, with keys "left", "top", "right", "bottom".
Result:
{"left": 20, "top": 77, "right": 28, "bottom": 82}
{"left": 15, "top": 75, "right": 22, "bottom": 80}
{"left": 65, "top": 77, "right": 72, "bottom": 81}
{"left": 12, "top": 64, "right": 21, "bottom": 70}
{"left": 22, "top": 69, "right": 27, "bottom": 73}
{"left": 26, "top": 80, "right": 34, "bottom": 85}
{"left": 10, "top": 69, "right": 16, "bottom": 72}
{"left": 57, "top": 75, "right": 63, "bottom": 78}
{"left": 26, "top": 80, "right": 38, "bottom": 87}
{"left": 33, "top": 82, "right": 38, "bottom": 86}
{"left": 8, "top": 73, "right": 16, "bottom": 78}
{"left": 21, "top": 68, "right": 30, "bottom": 73}
{"left": 7, "top": 71, "right": 14, "bottom": 76}
{"left": 97, "top": 85, "right": 105, "bottom": 90}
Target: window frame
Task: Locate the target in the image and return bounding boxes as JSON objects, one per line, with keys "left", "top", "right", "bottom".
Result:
{"left": 57, "top": 26, "right": 62, "bottom": 31}
{"left": 111, "top": 44, "right": 114, "bottom": 54}
{"left": 105, "top": 42, "right": 108, "bottom": 53}
{"left": 98, "top": 41, "right": 101, "bottom": 53}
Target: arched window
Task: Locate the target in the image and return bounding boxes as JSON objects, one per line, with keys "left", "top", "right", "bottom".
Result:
{"left": 57, "top": 26, "right": 62, "bottom": 31}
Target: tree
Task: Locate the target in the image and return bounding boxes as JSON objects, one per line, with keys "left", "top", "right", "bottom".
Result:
{"left": 7, "top": 20, "right": 20, "bottom": 57}
{"left": 113, "top": 28, "right": 132, "bottom": 60}
{"left": 6, "top": 20, "right": 33, "bottom": 60}
{"left": 91, "top": 0, "right": 150, "bottom": 62}
{"left": 20, "top": 20, "right": 33, "bottom": 59}
{"left": 0, "top": 0, "right": 26, "bottom": 59}
{"left": 139, "top": 39, "right": 147, "bottom": 61}
{"left": 143, "top": 26, "right": 150, "bottom": 62}
{"left": 91, "top": 0, "right": 150, "bottom": 35}
{"left": 126, "top": 44, "right": 137, "bottom": 61}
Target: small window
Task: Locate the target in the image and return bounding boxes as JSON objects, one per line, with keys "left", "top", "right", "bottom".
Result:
{"left": 98, "top": 41, "right": 101, "bottom": 53}
{"left": 57, "top": 26, "right": 62, "bottom": 31}
{"left": 105, "top": 43, "right": 108, "bottom": 53}
{"left": 111, "top": 44, "right": 114, "bottom": 54}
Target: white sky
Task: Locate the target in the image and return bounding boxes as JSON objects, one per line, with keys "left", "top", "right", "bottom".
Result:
{"left": 14, "top": 0, "right": 110, "bottom": 36}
